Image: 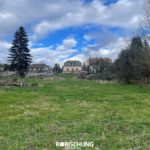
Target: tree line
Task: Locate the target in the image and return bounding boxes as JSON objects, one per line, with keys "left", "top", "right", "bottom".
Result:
{"left": 114, "top": 37, "right": 150, "bottom": 87}
{"left": 114, "top": 0, "right": 150, "bottom": 87}
{"left": 81, "top": 36, "right": 150, "bottom": 88}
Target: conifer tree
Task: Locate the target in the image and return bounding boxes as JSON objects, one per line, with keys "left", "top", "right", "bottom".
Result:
{"left": 8, "top": 26, "right": 32, "bottom": 86}
{"left": 52, "top": 63, "right": 62, "bottom": 73}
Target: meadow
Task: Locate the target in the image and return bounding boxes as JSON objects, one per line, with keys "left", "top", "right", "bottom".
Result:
{"left": 0, "top": 74, "right": 150, "bottom": 149}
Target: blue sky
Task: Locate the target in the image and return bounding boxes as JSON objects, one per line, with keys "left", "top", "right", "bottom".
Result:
{"left": 0, "top": 0, "right": 143, "bottom": 67}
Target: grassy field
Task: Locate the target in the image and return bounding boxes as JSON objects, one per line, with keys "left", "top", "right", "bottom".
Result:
{"left": 0, "top": 74, "right": 150, "bottom": 149}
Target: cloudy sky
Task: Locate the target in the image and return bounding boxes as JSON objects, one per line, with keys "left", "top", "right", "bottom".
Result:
{"left": 0, "top": 0, "right": 143, "bottom": 67}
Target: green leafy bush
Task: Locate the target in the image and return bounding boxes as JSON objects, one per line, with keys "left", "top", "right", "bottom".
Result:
{"left": 87, "top": 73, "right": 116, "bottom": 80}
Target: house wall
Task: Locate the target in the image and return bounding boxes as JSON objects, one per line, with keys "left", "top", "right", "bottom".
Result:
{"left": 29, "top": 69, "right": 48, "bottom": 73}
{"left": 0, "top": 67, "right": 4, "bottom": 72}
{"left": 63, "top": 66, "right": 81, "bottom": 73}
{"left": 29, "top": 66, "right": 49, "bottom": 72}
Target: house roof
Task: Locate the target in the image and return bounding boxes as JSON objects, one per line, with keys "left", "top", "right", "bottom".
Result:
{"left": 64, "top": 60, "right": 82, "bottom": 66}
{"left": 29, "top": 64, "right": 49, "bottom": 69}
{"left": 89, "top": 58, "right": 112, "bottom": 65}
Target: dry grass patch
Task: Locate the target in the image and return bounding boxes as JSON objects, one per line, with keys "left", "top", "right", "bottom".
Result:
{"left": 74, "top": 100, "right": 90, "bottom": 107}
{"left": 10, "top": 105, "right": 24, "bottom": 110}
{"left": 50, "top": 106, "right": 61, "bottom": 111}
{"left": 30, "top": 99, "right": 61, "bottom": 111}
{"left": 0, "top": 90, "right": 6, "bottom": 94}
{"left": 42, "top": 102, "right": 52, "bottom": 107}
{"left": 23, "top": 110, "right": 38, "bottom": 115}
{"left": 55, "top": 86, "right": 64, "bottom": 90}
{"left": 38, "top": 83, "right": 45, "bottom": 87}
{"left": 25, "top": 101, "right": 58, "bottom": 109}
{"left": 94, "top": 80, "right": 110, "bottom": 84}
{"left": 24, "top": 111, "right": 39, "bottom": 119}
{"left": 94, "top": 79, "right": 119, "bottom": 84}
{"left": 145, "top": 99, "right": 150, "bottom": 102}
{"left": 8, "top": 114, "right": 22, "bottom": 120}
{"left": 25, "top": 104, "right": 40, "bottom": 108}
{"left": 44, "top": 77, "right": 64, "bottom": 80}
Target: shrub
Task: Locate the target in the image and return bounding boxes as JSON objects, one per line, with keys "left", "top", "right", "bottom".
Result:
{"left": 78, "top": 74, "right": 87, "bottom": 79}
{"left": 86, "top": 74, "right": 98, "bottom": 80}
{"left": 87, "top": 73, "right": 116, "bottom": 81}
{"left": 99, "top": 73, "right": 116, "bottom": 81}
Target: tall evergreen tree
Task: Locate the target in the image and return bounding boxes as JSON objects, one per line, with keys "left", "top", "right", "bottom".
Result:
{"left": 7, "top": 26, "right": 32, "bottom": 86}
{"left": 52, "top": 63, "right": 62, "bottom": 73}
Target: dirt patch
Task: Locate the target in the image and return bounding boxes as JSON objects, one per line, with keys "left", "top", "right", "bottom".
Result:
{"left": 0, "top": 83, "right": 39, "bottom": 87}
{"left": 0, "top": 83, "right": 20, "bottom": 86}
{"left": 30, "top": 83, "right": 38, "bottom": 86}
{"left": 93, "top": 80, "right": 119, "bottom": 84}
{"left": 44, "top": 76, "right": 64, "bottom": 80}
{"left": 11, "top": 79, "right": 18, "bottom": 83}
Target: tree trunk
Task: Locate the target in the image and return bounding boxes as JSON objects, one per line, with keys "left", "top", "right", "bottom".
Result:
{"left": 20, "top": 77, "right": 24, "bottom": 87}
{"left": 20, "top": 77, "right": 23, "bottom": 87}
{"left": 23, "top": 78, "right": 24, "bottom": 86}
{"left": 126, "top": 78, "right": 130, "bottom": 84}
{"left": 138, "top": 78, "right": 143, "bottom": 88}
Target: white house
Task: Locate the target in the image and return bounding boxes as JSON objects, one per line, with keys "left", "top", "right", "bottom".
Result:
{"left": 63, "top": 60, "right": 82, "bottom": 73}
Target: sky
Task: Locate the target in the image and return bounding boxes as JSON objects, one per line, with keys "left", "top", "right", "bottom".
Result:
{"left": 0, "top": 0, "right": 143, "bottom": 67}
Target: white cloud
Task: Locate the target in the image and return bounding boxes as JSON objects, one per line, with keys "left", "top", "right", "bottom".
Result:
{"left": 0, "top": 0, "right": 142, "bottom": 40}
{"left": 56, "top": 38, "right": 77, "bottom": 51}
{"left": 0, "top": 35, "right": 128, "bottom": 67}
{"left": 38, "top": 43, "right": 44, "bottom": 46}
{"left": 0, "top": 37, "right": 78, "bottom": 66}
{"left": 32, "top": 0, "right": 142, "bottom": 40}
{"left": 68, "top": 37, "right": 125, "bottom": 63}
{"left": 0, "top": 41, "right": 11, "bottom": 51}
{"left": 30, "top": 37, "right": 78, "bottom": 66}
{"left": 0, "top": 0, "right": 143, "bottom": 64}
{"left": 84, "top": 28, "right": 119, "bottom": 47}
{"left": 30, "top": 35, "right": 125, "bottom": 65}
{"left": 0, "top": 41, "right": 11, "bottom": 63}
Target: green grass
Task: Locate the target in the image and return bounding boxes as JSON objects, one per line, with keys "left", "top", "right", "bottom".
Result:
{"left": 0, "top": 74, "right": 150, "bottom": 149}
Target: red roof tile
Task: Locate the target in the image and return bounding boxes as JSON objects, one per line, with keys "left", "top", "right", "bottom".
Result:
{"left": 89, "top": 58, "right": 112, "bottom": 65}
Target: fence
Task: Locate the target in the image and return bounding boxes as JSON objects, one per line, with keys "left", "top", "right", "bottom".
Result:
{"left": 0, "top": 120, "right": 150, "bottom": 149}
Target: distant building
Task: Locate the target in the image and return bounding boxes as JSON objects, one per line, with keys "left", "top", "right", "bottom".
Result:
{"left": 0, "top": 63, "right": 4, "bottom": 72}
{"left": 89, "top": 58, "right": 112, "bottom": 73}
{"left": 29, "top": 64, "right": 50, "bottom": 73}
{"left": 63, "top": 60, "right": 82, "bottom": 73}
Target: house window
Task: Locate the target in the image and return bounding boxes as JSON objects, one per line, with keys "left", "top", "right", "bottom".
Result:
{"left": 76, "top": 68, "right": 78, "bottom": 71}
{"left": 67, "top": 68, "right": 69, "bottom": 71}
{"left": 72, "top": 68, "right": 74, "bottom": 71}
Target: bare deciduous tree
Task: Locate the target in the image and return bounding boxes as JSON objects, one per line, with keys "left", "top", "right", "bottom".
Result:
{"left": 139, "top": 0, "right": 150, "bottom": 39}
